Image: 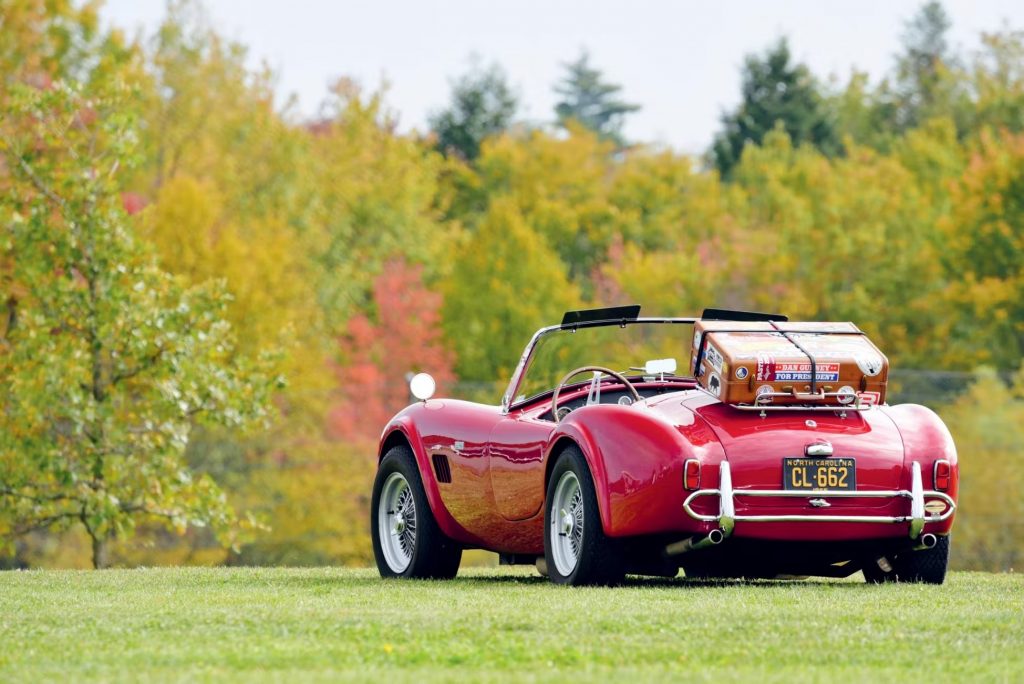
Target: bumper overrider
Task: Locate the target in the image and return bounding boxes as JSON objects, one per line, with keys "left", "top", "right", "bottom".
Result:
{"left": 682, "top": 461, "right": 956, "bottom": 541}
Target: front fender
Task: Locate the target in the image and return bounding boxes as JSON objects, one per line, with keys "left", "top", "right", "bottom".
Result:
{"left": 547, "top": 403, "right": 727, "bottom": 537}
{"left": 378, "top": 409, "right": 479, "bottom": 546}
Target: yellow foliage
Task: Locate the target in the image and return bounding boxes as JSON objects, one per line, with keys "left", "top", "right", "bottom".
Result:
{"left": 940, "top": 368, "right": 1024, "bottom": 571}
{"left": 442, "top": 198, "right": 580, "bottom": 381}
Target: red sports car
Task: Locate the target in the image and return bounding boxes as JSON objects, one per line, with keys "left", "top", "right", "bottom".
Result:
{"left": 370, "top": 307, "right": 958, "bottom": 585}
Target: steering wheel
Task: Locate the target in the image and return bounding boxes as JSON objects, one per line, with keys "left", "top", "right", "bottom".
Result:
{"left": 550, "top": 366, "right": 642, "bottom": 423}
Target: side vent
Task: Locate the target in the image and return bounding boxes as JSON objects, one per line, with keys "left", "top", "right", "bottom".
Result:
{"left": 432, "top": 453, "right": 452, "bottom": 484}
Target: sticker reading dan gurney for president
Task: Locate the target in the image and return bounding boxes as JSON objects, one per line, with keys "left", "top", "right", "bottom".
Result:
{"left": 756, "top": 361, "right": 840, "bottom": 383}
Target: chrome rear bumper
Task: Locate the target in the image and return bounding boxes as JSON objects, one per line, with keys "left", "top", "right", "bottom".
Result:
{"left": 683, "top": 461, "right": 956, "bottom": 540}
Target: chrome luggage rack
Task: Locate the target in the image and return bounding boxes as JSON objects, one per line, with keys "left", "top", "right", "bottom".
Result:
{"left": 731, "top": 389, "right": 879, "bottom": 417}
{"left": 683, "top": 461, "right": 956, "bottom": 540}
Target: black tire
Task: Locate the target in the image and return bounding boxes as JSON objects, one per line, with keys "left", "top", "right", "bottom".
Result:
{"left": 892, "top": 535, "right": 950, "bottom": 584}
{"left": 371, "top": 445, "right": 462, "bottom": 579}
{"left": 543, "top": 446, "right": 624, "bottom": 586}
{"left": 862, "top": 536, "right": 950, "bottom": 585}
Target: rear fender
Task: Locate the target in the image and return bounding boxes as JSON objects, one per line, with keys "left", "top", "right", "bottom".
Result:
{"left": 546, "top": 404, "right": 726, "bottom": 537}
{"left": 883, "top": 403, "right": 959, "bottom": 533}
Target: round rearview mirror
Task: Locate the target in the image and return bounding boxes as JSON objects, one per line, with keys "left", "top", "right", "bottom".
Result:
{"left": 409, "top": 372, "right": 436, "bottom": 401}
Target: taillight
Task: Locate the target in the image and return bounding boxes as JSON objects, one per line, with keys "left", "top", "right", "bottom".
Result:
{"left": 933, "top": 460, "right": 951, "bottom": 491}
{"left": 684, "top": 459, "right": 701, "bottom": 490}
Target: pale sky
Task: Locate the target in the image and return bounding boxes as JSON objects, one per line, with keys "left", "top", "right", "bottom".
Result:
{"left": 101, "top": 1, "right": 1024, "bottom": 154}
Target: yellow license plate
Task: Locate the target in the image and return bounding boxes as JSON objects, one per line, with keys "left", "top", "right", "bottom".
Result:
{"left": 783, "top": 457, "right": 856, "bottom": 490}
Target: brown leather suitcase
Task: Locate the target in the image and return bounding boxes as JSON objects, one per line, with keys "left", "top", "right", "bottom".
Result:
{"left": 689, "top": 320, "right": 889, "bottom": 407}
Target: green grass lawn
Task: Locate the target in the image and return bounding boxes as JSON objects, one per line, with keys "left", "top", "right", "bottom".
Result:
{"left": 0, "top": 568, "right": 1021, "bottom": 682}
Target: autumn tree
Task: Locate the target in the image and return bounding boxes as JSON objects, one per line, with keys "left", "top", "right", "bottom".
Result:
{"left": 0, "top": 80, "right": 275, "bottom": 568}
{"left": 118, "top": 5, "right": 457, "bottom": 567}
{"left": 0, "top": 0, "right": 137, "bottom": 91}
{"left": 442, "top": 199, "right": 579, "bottom": 383}
{"left": 429, "top": 58, "right": 519, "bottom": 161}
{"left": 967, "top": 29, "right": 1024, "bottom": 134}
{"left": 329, "top": 259, "right": 455, "bottom": 442}
{"left": 471, "top": 125, "right": 621, "bottom": 285}
{"left": 309, "top": 78, "right": 457, "bottom": 325}
{"left": 938, "top": 129, "right": 1024, "bottom": 368}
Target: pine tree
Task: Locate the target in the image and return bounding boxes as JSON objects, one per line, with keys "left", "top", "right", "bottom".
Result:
{"left": 711, "top": 39, "right": 839, "bottom": 177}
{"left": 553, "top": 51, "right": 639, "bottom": 147}
{"left": 429, "top": 58, "right": 518, "bottom": 161}
{"left": 891, "top": 0, "right": 961, "bottom": 130}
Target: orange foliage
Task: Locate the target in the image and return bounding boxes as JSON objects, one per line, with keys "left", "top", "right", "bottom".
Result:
{"left": 328, "top": 259, "right": 454, "bottom": 444}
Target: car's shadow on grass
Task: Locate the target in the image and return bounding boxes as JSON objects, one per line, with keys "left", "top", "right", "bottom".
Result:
{"left": 248, "top": 571, "right": 869, "bottom": 591}
{"left": 452, "top": 574, "right": 870, "bottom": 589}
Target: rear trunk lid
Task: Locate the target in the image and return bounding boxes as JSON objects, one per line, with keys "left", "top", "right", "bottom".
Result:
{"left": 664, "top": 394, "right": 907, "bottom": 509}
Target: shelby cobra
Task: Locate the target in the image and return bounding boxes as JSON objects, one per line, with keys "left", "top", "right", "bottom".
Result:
{"left": 370, "top": 307, "right": 958, "bottom": 585}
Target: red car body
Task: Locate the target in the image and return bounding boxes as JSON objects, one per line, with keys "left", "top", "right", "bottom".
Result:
{"left": 373, "top": 308, "right": 958, "bottom": 583}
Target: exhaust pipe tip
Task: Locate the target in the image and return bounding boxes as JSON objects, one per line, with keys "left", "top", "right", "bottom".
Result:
{"left": 920, "top": 533, "right": 937, "bottom": 549}
{"left": 664, "top": 528, "right": 727, "bottom": 557}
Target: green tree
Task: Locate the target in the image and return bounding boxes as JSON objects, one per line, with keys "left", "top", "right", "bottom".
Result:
{"left": 429, "top": 58, "right": 518, "bottom": 161}
{"left": 891, "top": 0, "right": 962, "bottom": 131}
{"left": 553, "top": 50, "right": 639, "bottom": 147}
{"left": 0, "top": 81, "right": 275, "bottom": 568}
{"left": 712, "top": 39, "right": 839, "bottom": 178}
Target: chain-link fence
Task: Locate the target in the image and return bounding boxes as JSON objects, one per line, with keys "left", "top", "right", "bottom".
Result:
{"left": 887, "top": 369, "right": 981, "bottom": 408}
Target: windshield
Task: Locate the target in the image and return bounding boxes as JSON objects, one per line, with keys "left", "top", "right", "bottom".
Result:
{"left": 507, "top": 320, "right": 696, "bottom": 407}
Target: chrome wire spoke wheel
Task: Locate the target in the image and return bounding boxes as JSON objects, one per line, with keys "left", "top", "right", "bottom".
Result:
{"left": 378, "top": 472, "right": 416, "bottom": 573}
{"left": 550, "top": 470, "right": 584, "bottom": 576}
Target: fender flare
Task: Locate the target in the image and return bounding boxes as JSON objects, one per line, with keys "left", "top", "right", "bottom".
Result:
{"left": 543, "top": 422, "right": 612, "bottom": 532}
{"left": 378, "top": 418, "right": 479, "bottom": 546}
{"left": 884, "top": 403, "right": 959, "bottom": 501}
{"left": 542, "top": 404, "right": 720, "bottom": 537}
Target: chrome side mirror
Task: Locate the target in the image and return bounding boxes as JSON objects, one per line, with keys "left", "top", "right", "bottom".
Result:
{"left": 409, "top": 372, "right": 436, "bottom": 401}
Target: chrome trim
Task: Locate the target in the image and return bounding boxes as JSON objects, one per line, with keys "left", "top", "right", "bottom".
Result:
{"left": 718, "top": 460, "right": 735, "bottom": 536}
{"left": 501, "top": 317, "right": 698, "bottom": 414}
{"left": 909, "top": 461, "right": 925, "bottom": 539}
{"left": 731, "top": 390, "right": 878, "bottom": 415}
{"left": 683, "top": 461, "right": 957, "bottom": 537}
{"left": 805, "top": 441, "right": 833, "bottom": 456}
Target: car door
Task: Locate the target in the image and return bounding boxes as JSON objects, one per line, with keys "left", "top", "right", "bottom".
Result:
{"left": 487, "top": 408, "right": 555, "bottom": 521}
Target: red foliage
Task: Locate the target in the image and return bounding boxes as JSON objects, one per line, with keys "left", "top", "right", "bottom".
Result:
{"left": 327, "top": 259, "right": 455, "bottom": 444}
{"left": 121, "top": 192, "right": 147, "bottom": 215}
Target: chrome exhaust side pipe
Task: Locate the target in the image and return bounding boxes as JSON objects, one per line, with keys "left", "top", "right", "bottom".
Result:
{"left": 664, "top": 528, "right": 726, "bottom": 557}
{"left": 913, "top": 533, "right": 938, "bottom": 551}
